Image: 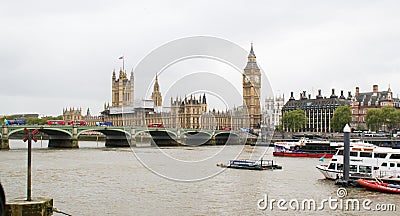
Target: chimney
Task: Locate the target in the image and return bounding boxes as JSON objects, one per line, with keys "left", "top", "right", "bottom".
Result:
{"left": 373, "top": 85, "right": 378, "bottom": 93}
{"left": 316, "top": 89, "right": 323, "bottom": 99}
{"left": 289, "top": 92, "right": 295, "bottom": 101}
{"left": 330, "top": 88, "right": 337, "bottom": 98}
{"left": 355, "top": 87, "right": 359, "bottom": 96}
{"left": 347, "top": 91, "right": 352, "bottom": 100}
{"left": 308, "top": 94, "right": 311, "bottom": 99}
{"left": 339, "top": 90, "right": 345, "bottom": 99}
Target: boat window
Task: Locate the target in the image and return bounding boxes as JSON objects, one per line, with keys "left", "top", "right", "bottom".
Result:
{"left": 331, "top": 158, "right": 337, "bottom": 161}
{"left": 350, "top": 165, "right": 358, "bottom": 172}
{"left": 328, "top": 163, "right": 336, "bottom": 169}
{"left": 359, "top": 166, "right": 372, "bottom": 174}
{"left": 350, "top": 151, "right": 358, "bottom": 157}
{"left": 373, "top": 167, "right": 379, "bottom": 170}
{"left": 389, "top": 154, "right": 400, "bottom": 159}
{"left": 360, "top": 152, "right": 372, "bottom": 158}
{"left": 337, "top": 150, "right": 343, "bottom": 155}
{"left": 337, "top": 164, "right": 343, "bottom": 170}
{"left": 382, "top": 162, "right": 387, "bottom": 167}
{"left": 390, "top": 163, "right": 396, "bottom": 168}
{"left": 374, "top": 153, "right": 387, "bottom": 158}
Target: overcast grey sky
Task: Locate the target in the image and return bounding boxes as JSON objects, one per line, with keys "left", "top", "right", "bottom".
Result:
{"left": 1, "top": 0, "right": 400, "bottom": 116}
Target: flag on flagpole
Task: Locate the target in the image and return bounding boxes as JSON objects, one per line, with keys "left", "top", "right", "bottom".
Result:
{"left": 118, "top": 56, "right": 124, "bottom": 60}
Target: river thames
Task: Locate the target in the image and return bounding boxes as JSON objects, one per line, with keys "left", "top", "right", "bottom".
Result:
{"left": 0, "top": 140, "right": 398, "bottom": 215}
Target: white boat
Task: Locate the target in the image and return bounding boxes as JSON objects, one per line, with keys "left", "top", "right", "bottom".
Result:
{"left": 273, "top": 138, "right": 369, "bottom": 158}
{"left": 316, "top": 144, "right": 400, "bottom": 180}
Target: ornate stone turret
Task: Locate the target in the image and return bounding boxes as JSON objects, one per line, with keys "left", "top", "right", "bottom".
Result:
{"left": 151, "top": 74, "right": 162, "bottom": 107}
{"left": 111, "top": 68, "right": 134, "bottom": 108}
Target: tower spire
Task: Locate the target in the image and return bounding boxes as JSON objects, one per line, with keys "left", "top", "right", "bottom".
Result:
{"left": 154, "top": 73, "right": 160, "bottom": 91}
{"left": 248, "top": 42, "right": 256, "bottom": 58}
{"left": 151, "top": 73, "right": 162, "bottom": 107}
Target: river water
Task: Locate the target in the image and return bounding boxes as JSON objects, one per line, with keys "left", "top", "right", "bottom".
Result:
{"left": 0, "top": 140, "right": 398, "bottom": 215}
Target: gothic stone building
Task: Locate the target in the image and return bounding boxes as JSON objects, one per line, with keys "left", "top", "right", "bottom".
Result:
{"left": 102, "top": 44, "right": 261, "bottom": 130}
{"left": 112, "top": 69, "right": 134, "bottom": 107}
{"left": 63, "top": 107, "right": 101, "bottom": 126}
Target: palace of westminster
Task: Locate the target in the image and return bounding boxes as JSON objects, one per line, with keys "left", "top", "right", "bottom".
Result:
{"left": 63, "top": 43, "right": 400, "bottom": 133}
{"left": 64, "top": 44, "right": 272, "bottom": 130}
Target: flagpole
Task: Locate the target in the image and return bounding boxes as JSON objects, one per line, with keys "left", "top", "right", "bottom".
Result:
{"left": 123, "top": 58, "right": 125, "bottom": 72}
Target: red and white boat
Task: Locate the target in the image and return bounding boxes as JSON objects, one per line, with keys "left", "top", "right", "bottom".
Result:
{"left": 357, "top": 179, "right": 400, "bottom": 194}
{"left": 273, "top": 137, "right": 339, "bottom": 158}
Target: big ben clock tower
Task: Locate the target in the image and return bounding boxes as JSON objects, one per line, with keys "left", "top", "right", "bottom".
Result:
{"left": 243, "top": 43, "right": 261, "bottom": 129}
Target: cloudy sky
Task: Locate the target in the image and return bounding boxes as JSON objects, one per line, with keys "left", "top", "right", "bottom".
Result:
{"left": 1, "top": 0, "right": 400, "bottom": 116}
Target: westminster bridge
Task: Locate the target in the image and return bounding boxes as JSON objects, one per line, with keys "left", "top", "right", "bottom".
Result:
{"left": 0, "top": 125, "right": 249, "bottom": 150}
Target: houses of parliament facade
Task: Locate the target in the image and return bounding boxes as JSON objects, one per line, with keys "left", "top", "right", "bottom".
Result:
{"left": 99, "top": 45, "right": 262, "bottom": 130}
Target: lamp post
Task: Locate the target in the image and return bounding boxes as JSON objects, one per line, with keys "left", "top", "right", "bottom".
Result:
{"left": 343, "top": 124, "right": 351, "bottom": 183}
{"left": 23, "top": 128, "right": 38, "bottom": 201}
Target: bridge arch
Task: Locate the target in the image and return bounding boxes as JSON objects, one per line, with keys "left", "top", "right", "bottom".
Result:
{"left": 78, "top": 128, "right": 132, "bottom": 147}
{"left": 77, "top": 128, "right": 130, "bottom": 138}
{"left": 145, "top": 129, "right": 179, "bottom": 146}
{"left": 213, "top": 131, "right": 240, "bottom": 145}
{"left": 182, "top": 131, "right": 213, "bottom": 146}
{"left": 8, "top": 127, "right": 73, "bottom": 138}
{"left": 135, "top": 129, "right": 177, "bottom": 138}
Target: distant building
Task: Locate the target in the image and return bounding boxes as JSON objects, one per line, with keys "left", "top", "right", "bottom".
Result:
{"left": 112, "top": 69, "right": 134, "bottom": 108}
{"left": 170, "top": 94, "right": 207, "bottom": 129}
{"left": 63, "top": 107, "right": 101, "bottom": 126}
{"left": 264, "top": 95, "right": 285, "bottom": 129}
{"left": 102, "top": 44, "right": 262, "bottom": 130}
{"left": 282, "top": 89, "right": 351, "bottom": 133}
{"left": 63, "top": 107, "right": 82, "bottom": 121}
{"left": 351, "top": 85, "right": 400, "bottom": 129}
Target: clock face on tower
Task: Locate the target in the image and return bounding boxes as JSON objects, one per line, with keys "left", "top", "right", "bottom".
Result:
{"left": 255, "top": 76, "right": 259, "bottom": 84}
{"left": 244, "top": 76, "right": 250, "bottom": 83}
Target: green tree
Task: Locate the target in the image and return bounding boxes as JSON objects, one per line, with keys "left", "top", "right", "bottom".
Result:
{"left": 395, "top": 110, "right": 400, "bottom": 131}
{"left": 365, "top": 108, "right": 383, "bottom": 132}
{"left": 281, "top": 109, "right": 307, "bottom": 132}
{"left": 356, "top": 124, "right": 366, "bottom": 131}
{"left": 381, "top": 106, "right": 397, "bottom": 133}
{"left": 330, "top": 106, "right": 352, "bottom": 132}
{"left": 1, "top": 115, "right": 63, "bottom": 125}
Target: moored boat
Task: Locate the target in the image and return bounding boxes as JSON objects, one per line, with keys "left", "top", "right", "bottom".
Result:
{"left": 317, "top": 143, "right": 400, "bottom": 180}
{"left": 273, "top": 137, "right": 339, "bottom": 158}
{"left": 357, "top": 179, "right": 400, "bottom": 194}
{"left": 216, "top": 159, "right": 282, "bottom": 170}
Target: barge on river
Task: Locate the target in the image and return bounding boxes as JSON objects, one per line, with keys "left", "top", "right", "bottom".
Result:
{"left": 217, "top": 159, "right": 282, "bottom": 170}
